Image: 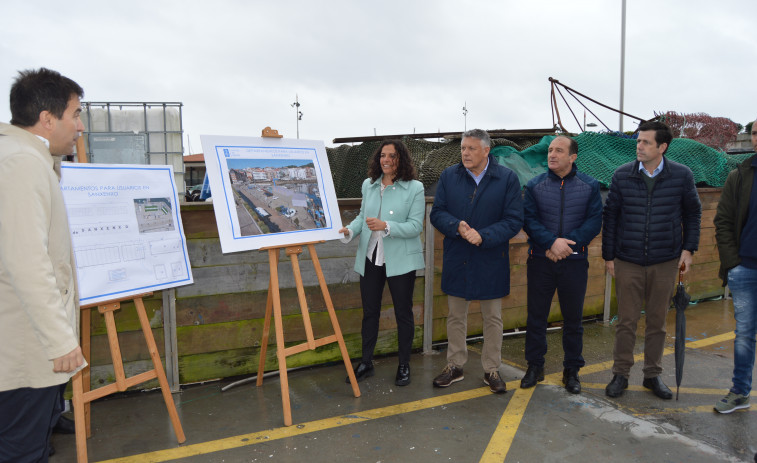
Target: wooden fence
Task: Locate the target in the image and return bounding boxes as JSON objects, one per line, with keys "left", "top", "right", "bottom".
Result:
{"left": 84, "top": 189, "right": 724, "bottom": 388}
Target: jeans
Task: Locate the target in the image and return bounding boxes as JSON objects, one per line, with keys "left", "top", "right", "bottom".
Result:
{"left": 728, "top": 265, "right": 757, "bottom": 396}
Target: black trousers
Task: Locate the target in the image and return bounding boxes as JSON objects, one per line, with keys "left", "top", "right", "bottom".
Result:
{"left": 0, "top": 384, "right": 62, "bottom": 463}
{"left": 525, "top": 256, "right": 589, "bottom": 370}
{"left": 359, "top": 257, "right": 417, "bottom": 365}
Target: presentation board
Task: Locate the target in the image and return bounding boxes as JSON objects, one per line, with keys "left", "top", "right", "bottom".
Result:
{"left": 200, "top": 135, "right": 343, "bottom": 253}
{"left": 60, "top": 163, "right": 193, "bottom": 305}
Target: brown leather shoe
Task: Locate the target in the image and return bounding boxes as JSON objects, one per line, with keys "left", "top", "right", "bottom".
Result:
{"left": 484, "top": 371, "right": 507, "bottom": 394}
{"left": 433, "top": 365, "right": 464, "bottom": 387}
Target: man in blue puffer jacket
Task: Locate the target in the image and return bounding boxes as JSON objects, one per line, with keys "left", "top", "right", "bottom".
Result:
{"left": 603, "top": 121, "right": 701, "bottom": 400}
{"left": 520, "top": 136, "right": 602, "bottom": 394}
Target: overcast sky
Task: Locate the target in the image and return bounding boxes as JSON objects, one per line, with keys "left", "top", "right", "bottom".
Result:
{"left": 2, "top": 0, "right": 756, "bottom": 153}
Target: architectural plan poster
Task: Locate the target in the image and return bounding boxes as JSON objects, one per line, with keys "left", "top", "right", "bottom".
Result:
{"left": 60, "top": 163, "right": 193, "bottom": 305}
{"left": 200, "top": 135, "right": 343, "bottom": 253}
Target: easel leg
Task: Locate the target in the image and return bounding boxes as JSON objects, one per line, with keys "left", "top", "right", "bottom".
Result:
{"left": 268, "top": 249, "right": 293, "bottom": 426}
{"left": 101, "top": 309, "right": 127, "bottom": 391}
{"left": 71, "top": 371, "right": 88, "bottom": 463}
{"left": 257, "top": 278, "right": 274, "bottom": 387}
{"left": 308, "top": 244, "right": 361, "bottom": 397}
{"left": 134, "top": 298, "right": 186, "bottom": 443}
{"left": 81, "top": 308, "right": 92, "bottom": 437}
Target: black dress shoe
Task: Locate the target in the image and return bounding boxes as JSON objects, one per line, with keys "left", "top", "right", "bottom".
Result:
{"left": 346, "top": 361, "right": 374, "bottom": 383}
{"left": 643, "top": 376, "right": 673, "bottom": 400}
{"left": 520, "top": 365, "right": 544, "bottom": 389}
{"left": 605, "top": 374, "right": 628, "bottom": 398}
{"left": 395, "top": 364, "right": 410, "bottom": 386}
{"left": 53, "top": 415, "right": 76, "bottom": 434}
{"left": 563, "top": 368, "right": 581, "bottom": 394}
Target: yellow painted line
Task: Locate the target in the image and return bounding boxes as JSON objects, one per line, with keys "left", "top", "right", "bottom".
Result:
{"left": 579, "top": 382, "right": 727, "bottom": 395}
{"left": 685, "top": 331, "right": 734, "bottom": 349}
{"left": 97, "top": 330, "right": 739, "bottom": 463}
{"left": 480, "top": 387, "right": 535, "bottom": 463}
{"left": 97, "top": 385, "right": 501, "bottom": 463}
{"left": 477, "top": 329, "right": 738, "bottom": 463}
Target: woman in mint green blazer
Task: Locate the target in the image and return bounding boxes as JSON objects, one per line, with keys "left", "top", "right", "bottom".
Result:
{"left": 339, "top": 140, "right": 425, "bottom": 386}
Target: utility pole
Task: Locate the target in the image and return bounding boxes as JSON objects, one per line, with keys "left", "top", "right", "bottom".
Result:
{"left": 619, "top": 0, "right": 626, "bottom": 133}
{"left": 291, "top": 94, "right": 302, "bottom": 139}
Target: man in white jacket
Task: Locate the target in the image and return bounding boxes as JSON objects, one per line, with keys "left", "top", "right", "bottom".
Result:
{"left": 0, "top": 68, "right": 86, "bottom": 462}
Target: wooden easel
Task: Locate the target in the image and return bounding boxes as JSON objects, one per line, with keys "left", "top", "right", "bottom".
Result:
{"left": 70, "top": 137, "right": 186, "bottom": 463}
{"left": 257, "top": 243, "right": 361, "bottom": 425}
{"left": 255, "top": 127, "right": 360, "bottom": 426}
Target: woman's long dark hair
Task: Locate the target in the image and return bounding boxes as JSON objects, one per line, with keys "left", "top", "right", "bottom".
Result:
{"left": 368, "top": 139, "right": 417, "bottom": 183}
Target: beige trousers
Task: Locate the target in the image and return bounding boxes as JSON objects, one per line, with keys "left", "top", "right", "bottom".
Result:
{"left": 446, "top": 295, "right": 503, "bottom": 373}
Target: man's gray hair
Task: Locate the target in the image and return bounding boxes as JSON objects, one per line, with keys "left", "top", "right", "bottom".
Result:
{"left": 462, "top": 129, "right": 491, "bottom": 149}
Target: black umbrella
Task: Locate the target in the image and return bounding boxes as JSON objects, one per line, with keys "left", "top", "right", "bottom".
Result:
{"left": 672, "top": 264, "right": 690, "bottom": 400}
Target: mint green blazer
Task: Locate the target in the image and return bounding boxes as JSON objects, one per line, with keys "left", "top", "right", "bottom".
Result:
{"left": 346, "top": 176, "right": 425, "bottom": 277}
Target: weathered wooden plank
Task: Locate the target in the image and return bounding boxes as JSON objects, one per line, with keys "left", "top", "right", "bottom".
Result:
{"left": 160, "top": 190, "right": 724, "bottom": 385}
{"left": 502, "top": 285, "right": 528, "bottom": 310}
{"left": 173, "top": 303, "right": 426, "bottom": 357}
{"left": 688, "top": 261, "right": 720, "bottom": 283}
{"left": 88, "top": 359, "right": 163, "bottom": 391}
{"left": 175, "top": 274, "right": 427, "bottom": 327}
{"left": 701, "top": 209, "right": 716, "bottom": 227}
{"left": 88, "top": 328, "right": 165, "bottom": 366}
{"left": 181, "top": 205, "right": 220, "bottom": 239}
{"left": 688, "top": 279, "right": 725, "bottom": 300}
{"left": 87, "top": 296, "right": 163, "bottom": 336}
{"left": 176, "top": 327, "right": 424, "bottom": 383}
{"left": 177, "top": 255, "right": 425, "bottom": 298}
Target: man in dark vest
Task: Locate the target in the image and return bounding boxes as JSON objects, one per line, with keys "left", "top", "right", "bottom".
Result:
{"left": 520, "top": 136, "right": 602, "bottom": 394}
{"left": 603, "top": 121, "right": 701, "bottom": 400}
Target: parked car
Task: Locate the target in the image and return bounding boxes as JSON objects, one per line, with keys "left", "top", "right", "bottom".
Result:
{"left": 185, "top": 184, "right": 204, "bottom": 202}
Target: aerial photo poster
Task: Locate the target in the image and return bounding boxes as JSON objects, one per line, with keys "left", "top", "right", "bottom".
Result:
{"left": 200, "top": 135, "right": 343, "bottom": 253}
{"left": 60, "top": 163, "right": 194, "bottom": 305}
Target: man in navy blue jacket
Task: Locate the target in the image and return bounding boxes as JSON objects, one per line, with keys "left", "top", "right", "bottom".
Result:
{"left": 430, "top": 129, "right": 523, "bottom": 394}
{"left": 603, "top": 121, "right": 701, "bottom": 400}
{"left": 520, "top": 136, "right": 602, "bottom": 394}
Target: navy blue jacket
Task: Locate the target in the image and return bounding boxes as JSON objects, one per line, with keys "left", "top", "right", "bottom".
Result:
{"left": 430, "top": 156, "right": 523, "bottom": 300}
{"left": 524, "top": 164, "right": 602, "bottom": 259}
{"left": 602, "top": 159, "right": 701, "bottom": 266}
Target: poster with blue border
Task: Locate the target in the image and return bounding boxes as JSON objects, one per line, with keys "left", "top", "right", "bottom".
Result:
{"left": 200, "top": 135, "right": 343, "bottom": 253}
{"left": 60, "top": 163, "right": 194, "bottom": 305}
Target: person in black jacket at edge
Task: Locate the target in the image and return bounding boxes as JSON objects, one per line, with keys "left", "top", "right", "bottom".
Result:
{"left": 520, "top": 136, "right": 603, "bottom": 394}
{"left": 603, "top": 121, "right": 701, "bottom": 400}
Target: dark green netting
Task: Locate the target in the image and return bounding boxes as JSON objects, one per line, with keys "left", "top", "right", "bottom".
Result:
{"left": 327, "top": 136, "right": 538, "bottom": 197}
{"left": 326, "top": 132, "right": 753, "bottom": 197}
